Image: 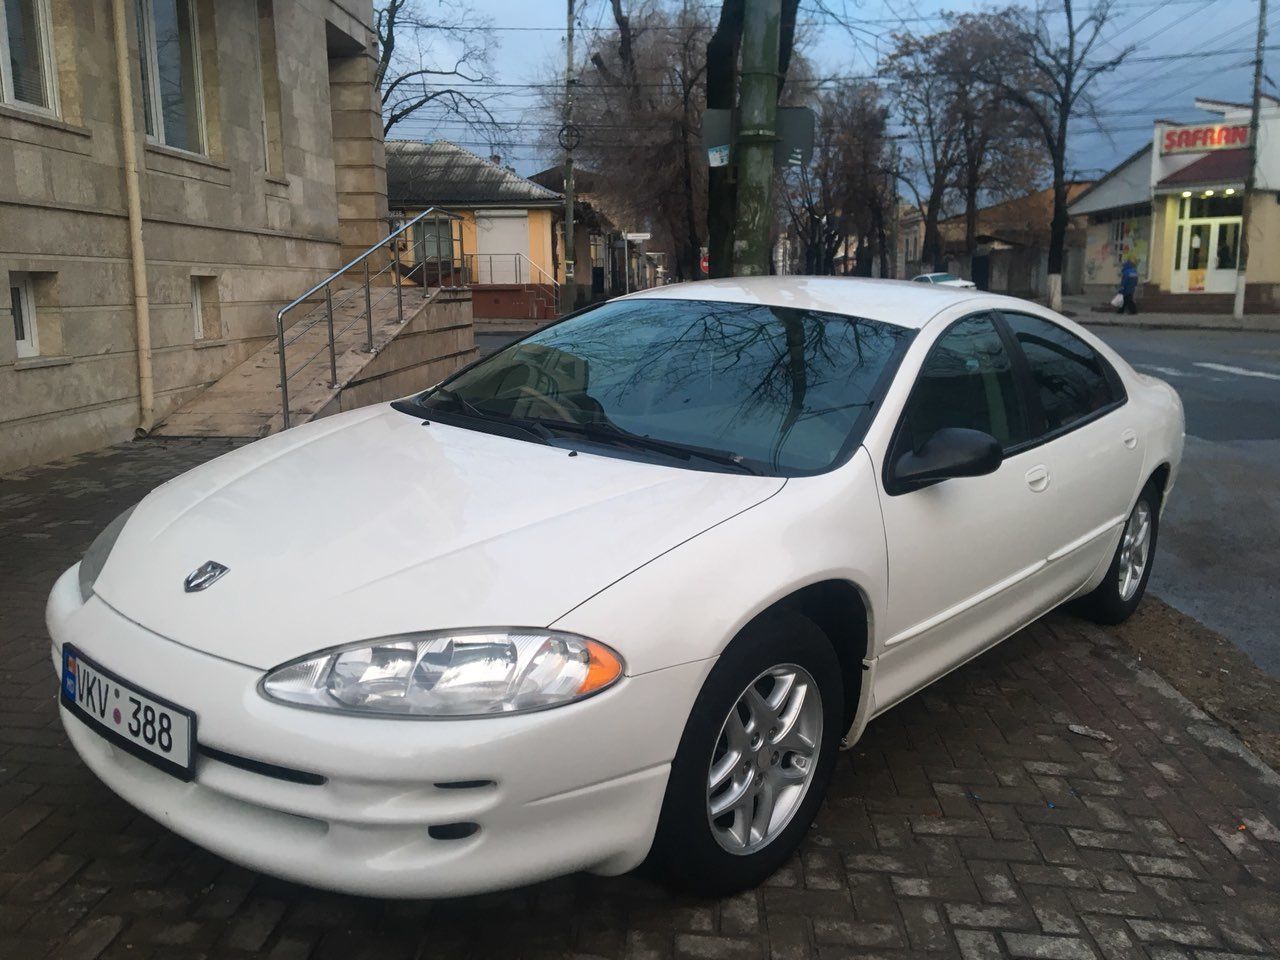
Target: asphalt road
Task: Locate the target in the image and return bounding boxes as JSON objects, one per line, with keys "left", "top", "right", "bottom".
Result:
{"left": 1087, "top": 325, "right": 1280, "bottom": 676}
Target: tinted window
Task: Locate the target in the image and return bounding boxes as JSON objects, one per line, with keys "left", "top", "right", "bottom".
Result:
{"left": 408, "top": 298, "right": 912, "bottom": 475}
{"left": 903, "top": 314, "right": 1028, "bottom": 450}
{"left": 1002, "top": 313, "right": 1116, "bottom": 433}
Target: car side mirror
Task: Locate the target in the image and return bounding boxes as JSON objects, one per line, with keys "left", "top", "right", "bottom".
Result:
{"left": 890, "top": 427, "right": 1003, "bottom": 490}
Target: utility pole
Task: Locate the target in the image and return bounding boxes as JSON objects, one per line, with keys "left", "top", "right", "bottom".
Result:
{"left": 706, "top": 0, "right": 744, "bottom": 278}
{"left": 888, "top": 140, "right": 900, "bottom": 279}
{"left": 1233, "top": 0, "right": 1267, "bottom": 319}
{"left": 731, "top": 0, "right": 782, "bottom": 276}
{"left": 562, "top": 0, "right": 577, "bottom": 308}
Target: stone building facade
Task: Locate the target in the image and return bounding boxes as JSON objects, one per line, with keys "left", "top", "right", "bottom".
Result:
{"left": 0, "top": 0, "right": 388, "bottom": 472}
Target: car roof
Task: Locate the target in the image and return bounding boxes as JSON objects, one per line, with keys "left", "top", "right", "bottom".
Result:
{"left": 619, "top": 276, "right": 984, "bottom": 330}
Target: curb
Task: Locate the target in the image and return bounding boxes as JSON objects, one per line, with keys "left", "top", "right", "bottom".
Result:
{"left": 1074, "top": 616, "right": 1280, "bottom": 791}
{"left": 1079, "top": 315, "right": 1280, "bottom": 333}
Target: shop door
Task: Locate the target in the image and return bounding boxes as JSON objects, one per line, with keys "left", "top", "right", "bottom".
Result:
{"left": 1171, "top": 192, "right": 1244, "bottom": 295}
{"left": 1206, "top": 221, "right": 1240, "bottom": 293}
{"left": 1174, "top": 220, "right": 1240, "bottom": 294}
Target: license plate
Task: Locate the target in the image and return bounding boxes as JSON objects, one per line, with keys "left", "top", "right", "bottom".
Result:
{"left": 60, "top": 644, "right": 196, "bottom": 781}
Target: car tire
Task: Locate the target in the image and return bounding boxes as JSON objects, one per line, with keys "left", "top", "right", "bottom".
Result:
{"left": 649, "top": 609, "right": 843, "bottom": 897}
{"left": 1076, "top": 482, "right": 1160, "bottom": 625}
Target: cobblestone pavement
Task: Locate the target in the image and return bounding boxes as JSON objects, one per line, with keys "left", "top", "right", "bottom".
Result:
{"left": 3, "top": 439, "right": 1280, "bottom": 960}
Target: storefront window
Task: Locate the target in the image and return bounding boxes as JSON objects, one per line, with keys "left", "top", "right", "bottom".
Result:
{"left": 1187, "top": 224, "right": 1209, "bottom": 270}
{"left": 1215, "top": 222, "right": 1240, "bottom": 269}
{"left": 1187, "top": 195, "right": 1243, "bottom": 219}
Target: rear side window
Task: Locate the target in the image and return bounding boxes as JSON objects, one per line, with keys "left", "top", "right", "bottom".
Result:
{"left": 902, "top": 313, "right": 1029, "bottom": 450}
{"left": 1001, "top": 312, "right": 1118, "bottom": 432}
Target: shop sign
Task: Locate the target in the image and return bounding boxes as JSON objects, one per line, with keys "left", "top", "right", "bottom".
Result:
{"left": 1161, "top": 123, "right": 1250, "bottom": 154}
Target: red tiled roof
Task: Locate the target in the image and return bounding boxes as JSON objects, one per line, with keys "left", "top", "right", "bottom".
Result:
{"left": 1158, "top": 149, "right": 1250, "bottom": 187}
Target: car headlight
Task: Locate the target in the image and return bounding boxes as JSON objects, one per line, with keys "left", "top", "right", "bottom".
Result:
{"left": 259, "top": 629, "right": 624, "bottom": 718}
{"left": 78, "top": 505, "right": 137, "bottom": 602}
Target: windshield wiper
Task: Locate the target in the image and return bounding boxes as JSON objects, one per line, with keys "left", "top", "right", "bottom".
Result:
{"left": 422, "top": 388, "right": 553, "bottom": 445}
{"left": 528, "top": 417, "right": 761, "bottom": 475}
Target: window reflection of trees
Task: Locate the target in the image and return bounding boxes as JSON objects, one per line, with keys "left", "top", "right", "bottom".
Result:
{"left": 529, "top": 301, "right": 907, "bottom": 470}
{"left": 1008, "top": 320, "right": 1111, "bottom": 431}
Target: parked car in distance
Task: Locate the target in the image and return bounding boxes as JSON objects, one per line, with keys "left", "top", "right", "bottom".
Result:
{"left": 50, "top": 277, "right": 1183, "bottom": 899}
{"left": 912, "top": 271, "right": 977, "bottom": 288}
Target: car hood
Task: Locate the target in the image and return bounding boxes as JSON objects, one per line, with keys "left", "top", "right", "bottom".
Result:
{"left": 94, "top": 406, "right": 784, "bottom": 670}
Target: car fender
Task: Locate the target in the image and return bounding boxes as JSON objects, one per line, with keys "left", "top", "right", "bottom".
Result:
{"left": 550, "top": 447, "right": 889, "bottom": 742}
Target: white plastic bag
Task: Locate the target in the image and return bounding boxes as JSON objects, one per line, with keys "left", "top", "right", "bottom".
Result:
{"left": 1110, "top": 293, "right": 1124, "bottom": 308}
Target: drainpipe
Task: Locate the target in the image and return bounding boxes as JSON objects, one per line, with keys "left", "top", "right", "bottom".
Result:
{"left": 110, "top": 0, "right": 154, "bottom": 434}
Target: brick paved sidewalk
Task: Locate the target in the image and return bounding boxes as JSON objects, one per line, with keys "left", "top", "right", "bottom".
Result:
{"left": 2, "top": 440, "right": 1280, "bottom": 960}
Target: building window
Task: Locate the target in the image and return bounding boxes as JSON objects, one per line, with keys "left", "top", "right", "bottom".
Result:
{"left": 190, "top": 276, "right": 203, "bottom": 339}
{"left": 0, "top": 0, "right": 57, "bottom": 113}
{"left": 135, "top": 0, "right": 205, "bottom": 154}
{"left": 9, "top": 272, "right": 38, "bottom": 358}
{"left": 191, "top": 275, "right": 219, "bottom": 340}
{"left": 254, "top": 0, "right": 282, "bottom": 173}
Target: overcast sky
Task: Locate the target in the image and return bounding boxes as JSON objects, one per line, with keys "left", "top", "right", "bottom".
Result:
{"left": 387, "top": 0, "right": 1276, "bottom": 185}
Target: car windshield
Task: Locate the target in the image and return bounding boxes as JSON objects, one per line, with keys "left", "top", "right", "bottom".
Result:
{"left": 399, "top": 297, "right": 912, "bottom": 476}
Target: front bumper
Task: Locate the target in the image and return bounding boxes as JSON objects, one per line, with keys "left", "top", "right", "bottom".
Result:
{"left": 47, "top": 567, "right": 710, "bottom": 898}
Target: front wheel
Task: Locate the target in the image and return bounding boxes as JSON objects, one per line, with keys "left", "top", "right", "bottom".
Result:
{"left": 1077, "top": 484, "right": 1159, "bottom": 625}
{"left": 649, "top": 610, "right": 843, "bottom": 896}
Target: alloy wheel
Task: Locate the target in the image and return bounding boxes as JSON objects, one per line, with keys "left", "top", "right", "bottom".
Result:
{"left": 1118, "top": 500, "right": 1152, "bottom": 602}
{"left": 706, "top": 664, "right": 823, "bottom": 855}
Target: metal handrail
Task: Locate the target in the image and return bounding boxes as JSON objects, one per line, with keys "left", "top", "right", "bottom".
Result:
{"left": 274, "top": 206, "right": 464, "bottom": 429}
{"left": 464, "top": 252, "right": 561, "bottom": 318}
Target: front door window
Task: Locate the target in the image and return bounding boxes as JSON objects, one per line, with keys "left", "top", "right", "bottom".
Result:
{"left": 900, "top": 313, "right": 1029, "bottom": 451}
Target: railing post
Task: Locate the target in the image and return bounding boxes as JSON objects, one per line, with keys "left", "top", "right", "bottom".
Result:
{"left": 325, "top": 286, "right": 337, "bottom": 387}
{"left": 458, "top": 217, "right": 467, "bottom": 285}
{"left": 394, "top": 235, "right": 404, "bottom": 324}
{"left": 447, "top": 219, "right": 455, "bottom": 288}
{"left": 363, "top": 258, "right": 374, "bottom": 352}
{"left": 277, "top": 309, "right": 291, "bottom": 430}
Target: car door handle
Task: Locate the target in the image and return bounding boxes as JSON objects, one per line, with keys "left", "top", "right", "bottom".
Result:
{"left": 1121, "top": 428, "right": 1138, "bottom": 449}
{"left": 1025, "top": 465, "right": 1050, "bottom": 492}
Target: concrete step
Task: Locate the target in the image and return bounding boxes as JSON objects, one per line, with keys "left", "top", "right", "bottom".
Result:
{"left": 152, "top": 285, "right": 447, "bottom": 439}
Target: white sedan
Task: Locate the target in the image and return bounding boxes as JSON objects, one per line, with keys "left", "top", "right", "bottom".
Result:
{"left": 50, "top": 277, "right": 1183, "bottom": 899}
{"left": 912, "top": 271, "right": 977, "bottom": 288}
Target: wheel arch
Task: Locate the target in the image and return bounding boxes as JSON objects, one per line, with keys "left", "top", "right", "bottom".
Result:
{"left": 1146, "top": 461, "right": 1172, "bottom": 507}
{"left": 735, "top": 579, "right": 871, "bottom": 732}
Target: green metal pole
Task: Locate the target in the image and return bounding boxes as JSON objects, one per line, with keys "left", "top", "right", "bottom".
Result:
{"left": 731, "top": 0, "right": 781, "bottom": 277}
{"left": 563, "top": 0, "right": 576, "bottom": 308}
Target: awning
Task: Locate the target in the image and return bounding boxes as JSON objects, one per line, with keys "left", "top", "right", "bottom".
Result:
{"left": 1156, "top": 149, "right": 1249, "bottom": 192}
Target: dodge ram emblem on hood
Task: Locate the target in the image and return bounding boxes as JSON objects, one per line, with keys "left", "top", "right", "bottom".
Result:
{"left": 184, "top": 561, "right": 229, "bottom": 593}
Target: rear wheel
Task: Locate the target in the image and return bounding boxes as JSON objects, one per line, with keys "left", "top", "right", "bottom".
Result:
{"left": 650, "top": 610, "right": 843, "bottom": 896}
{"left": 1077, "top": 483, "right": 1159, "bottom": 625}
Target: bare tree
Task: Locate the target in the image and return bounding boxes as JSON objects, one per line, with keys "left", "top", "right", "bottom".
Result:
{"left": 375, "top": 0, "right": 501, "bottom": 137}
{"left": 780, "top": 82, "right": 890, "bottom": 276}
{"left": 970, "top": 0, "right": 1134, "bottom": 308}
{"left": 938, "top": 14, "right": 1043, "bottom": 260}
{"left": 565, "top": 1, "right": 713, "bottom": 281}
{"left": 884, "top": 31, "right": 963, "bottom": 273}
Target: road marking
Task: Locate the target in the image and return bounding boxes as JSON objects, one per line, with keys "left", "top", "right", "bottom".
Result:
{"left": 1138, "top": 364, "right": 1190, "bottom": 378}
{"left": 1193, "top": 362, "right": 1280, "bottom": 382}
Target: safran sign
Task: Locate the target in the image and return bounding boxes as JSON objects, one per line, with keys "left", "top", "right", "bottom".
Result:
{"left": 1161, "top": 123, "right": 1250, "bottom": 155}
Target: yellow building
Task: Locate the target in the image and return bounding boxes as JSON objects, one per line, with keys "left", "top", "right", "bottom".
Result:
{"left": 386, "top": 140, "right": 562, "bottom": 322}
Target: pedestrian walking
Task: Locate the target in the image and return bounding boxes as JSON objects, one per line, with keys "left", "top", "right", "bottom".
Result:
{"left": 1118, "top": 259, "right": 1139, "bottom": 315}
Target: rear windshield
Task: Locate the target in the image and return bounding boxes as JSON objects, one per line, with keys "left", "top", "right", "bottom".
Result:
{"left": 405, "top": 297, "right": 913, "bottom": 476}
